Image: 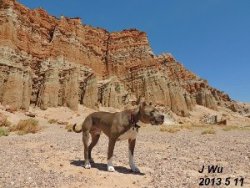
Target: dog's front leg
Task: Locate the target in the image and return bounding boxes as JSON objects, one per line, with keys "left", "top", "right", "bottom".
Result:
{"left": 128, "top": 139, "right": 140, "bottom": 173}
{"left": 107, "top": 138, "right": 116, "bottom": 172}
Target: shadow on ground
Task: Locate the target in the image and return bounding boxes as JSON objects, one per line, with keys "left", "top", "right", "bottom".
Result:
{"left": 70, "top": 160, "right": 145, "bottom": 175}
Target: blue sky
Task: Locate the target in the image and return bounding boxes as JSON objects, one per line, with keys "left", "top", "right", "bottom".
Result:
{"left": 19, "top": 0, "right": 250, "bottom": 102}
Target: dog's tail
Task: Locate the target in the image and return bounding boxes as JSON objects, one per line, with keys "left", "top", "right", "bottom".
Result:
{"left": 72, "top": 123, "right": 82, "bottom": 133}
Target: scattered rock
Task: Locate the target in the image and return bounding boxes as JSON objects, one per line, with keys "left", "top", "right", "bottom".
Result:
{"left": 5, "top": 105, "right": 17, "bottom": 113}
{"left": 0, "top": 105, "right": 6, "bottom": 110}
{"left": 200, "top": 115, "right": 218, "bottom": 124}
{"left": 218, "top": 119, "right": 227, "bottom": 125}
{"left": 25, "top": 112, "right": 36, "bottom": 118}
{"left": 57, "top": 121, "right": 68, "bottom": 125}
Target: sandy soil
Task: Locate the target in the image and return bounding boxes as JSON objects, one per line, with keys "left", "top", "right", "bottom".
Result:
{"left": 0, "top": 106, "right": 250, "bottom": 188}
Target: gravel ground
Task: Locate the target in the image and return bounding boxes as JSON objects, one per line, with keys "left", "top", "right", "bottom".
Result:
{"left": 0, "top": 125, "right": 250, "bottom": 188}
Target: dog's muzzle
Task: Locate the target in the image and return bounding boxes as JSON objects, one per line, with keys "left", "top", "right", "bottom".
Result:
{"left": 151, "top": 115, "right": 164, "bottom": 125}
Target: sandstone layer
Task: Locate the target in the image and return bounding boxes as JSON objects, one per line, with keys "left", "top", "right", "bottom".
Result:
{"left": 0, "top": 0, "right": 246, "bottom": 116}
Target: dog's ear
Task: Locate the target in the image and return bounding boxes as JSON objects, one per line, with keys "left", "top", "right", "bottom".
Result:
{"left": 136, "top": 96, "right": 146, "bottom": 106}
{"left": 135, "top": 96, "right": 141, "bottom": 105}
{"left": 139, "top": 101, "right": 147, "bottom": 110}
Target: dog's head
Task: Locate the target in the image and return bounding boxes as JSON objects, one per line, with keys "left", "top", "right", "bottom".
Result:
{"left": 138, "top": 102, "right": 164, "bottom": 125}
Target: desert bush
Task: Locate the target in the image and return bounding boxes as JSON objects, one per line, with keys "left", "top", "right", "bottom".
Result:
{"left": 178, "top": 124, "right": 193, "bottom": 130}
{"left": 12, "top": 118, "right": 40, "bottom": 135}
{"left": 222, "top": 125, "right": 239, "bottom": 131}
{"left": 192, "top": 124, "right": 210, "bottom": 128}
{"left": 48, "top": 119, "right": 58, "bottom": 124}
{"left": 0, "top": 127, "right": 9, "bottom": 137}
{"left": 0, "top": 116, "right": 11, "bottom": 137}
{"left": 0, "top": 118, "right": 11, "bottom": 127}
{"left": 65, "top": 123, "right": 74, "bottom": 132}
{"left": 201, "top": 128, "right": 216, "bottom": 135}
{"left": 160, "top": 126, "right": 180, "bottom": 133}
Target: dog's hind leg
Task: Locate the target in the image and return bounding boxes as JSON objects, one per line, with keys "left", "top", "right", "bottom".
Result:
{"left": 88, "top": 133, "right": 100, "bottom": 163}
{"left": 82, "top": 130, "right": 91, "bottom": 169}
{"left": 128, "top": 139, "right": 140, "bottom": 173}
{"left": 107, "top": 138, "right": 116, "bottom": 172}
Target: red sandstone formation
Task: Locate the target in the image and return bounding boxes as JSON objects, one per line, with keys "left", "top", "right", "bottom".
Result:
{"left": 0, "top": 0, "right": 246, "bottom": 116}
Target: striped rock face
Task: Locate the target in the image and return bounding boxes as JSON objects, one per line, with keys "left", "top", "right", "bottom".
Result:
{"left": 0, "top": 0, "right": 246, "bottom": 116}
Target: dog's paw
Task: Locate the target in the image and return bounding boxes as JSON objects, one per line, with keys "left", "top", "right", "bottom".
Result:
{"left": 131, "top": 166, "right": 140, "bottom": 173}
{"left": 84, "top": 163, "right": 91, "bottom": 169}
{"left": 107, "top": 165, "right": 115, "bottom": 172}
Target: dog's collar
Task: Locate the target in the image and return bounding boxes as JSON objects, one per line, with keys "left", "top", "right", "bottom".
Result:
{"left": 130, "top": 114, "right": 136, "bottom": 125}
{"left": 130, "top": 114, "right": 140, "bottom": 130}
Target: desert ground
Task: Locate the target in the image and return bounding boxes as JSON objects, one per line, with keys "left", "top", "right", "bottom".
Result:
{"left": 0, "top": 106, "right": 250, "bottom": 188}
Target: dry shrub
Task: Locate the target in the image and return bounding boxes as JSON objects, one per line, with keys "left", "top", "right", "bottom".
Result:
{"left": 160, "top": 126, "right": 180, "bottom": 133}
{"left": 48, "top": 119, "right": 58, "bottom": 124}
{"left": 192, "top": 124, "right": 209, "bottom": 128}
{"left": 159, "top": 123, "right": 209, "bottom": 133}
{"left": 178, "top": 124, "right": 193, "bottom": 130}
{"left": 168, "top": 124, "right": 209, "bottom": 131}
{"left": 222, "top": 125, "right": 250, "bottom": 131}
{"left": 0, "top": 127, "right": 9, "bottom": 137}
{"left": 65, "top": 123, "right": 74, "bottom": 132}
{"left": 0, "top": 118, "right": 11, "bottom": 128}
{"left": 242, "top": 125, "right": 250, "bottom": 130}
{"left": 0, "top": 116, "right": 11, "bottom": 137}
{"left": 222, "top": 125, "right": 239, "bottom": 131}
{"left": 201, "top": 128, "right": 216, "bottom": 135}
{"left": 12, "top": 118, "right": 40, "bottom": 135}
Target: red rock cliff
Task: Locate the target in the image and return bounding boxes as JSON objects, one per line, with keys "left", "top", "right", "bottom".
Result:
{"left": 0, "top": 0, "right": 244, "bottom": 116}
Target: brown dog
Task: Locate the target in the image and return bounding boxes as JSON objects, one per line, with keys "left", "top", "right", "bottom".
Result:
{"left": 73, "top": 102, "right": 164, "bottom": 172}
